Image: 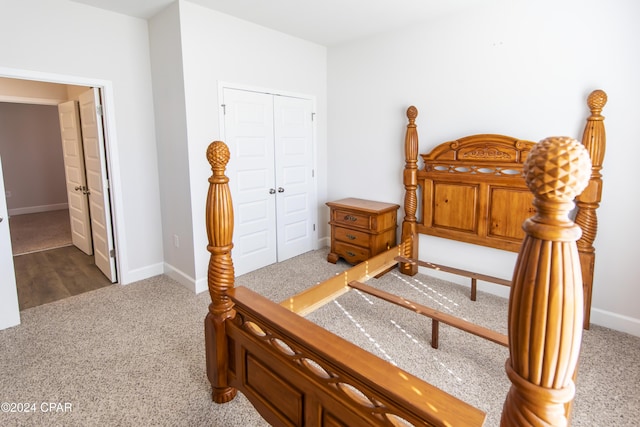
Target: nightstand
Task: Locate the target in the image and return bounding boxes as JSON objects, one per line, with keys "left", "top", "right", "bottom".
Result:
{"left": 326, "top": 198, "right": 400, "bottom": 264}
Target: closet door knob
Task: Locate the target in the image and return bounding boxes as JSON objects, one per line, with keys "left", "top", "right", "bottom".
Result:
{"left": 74, "top": 185, "right": 90, "bottom": 195}
{"left": 0, "top": 216, "right": 3, "bottom": 223}
{"left": 269, "top": 188, "right": 276, "bottom": 194}
{"left": 278, "top": 187, "right": 285, "bottom": 193}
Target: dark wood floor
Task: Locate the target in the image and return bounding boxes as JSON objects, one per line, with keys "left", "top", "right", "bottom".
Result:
{"left": 14, "top": 245, "right": 113, "bottom": 310}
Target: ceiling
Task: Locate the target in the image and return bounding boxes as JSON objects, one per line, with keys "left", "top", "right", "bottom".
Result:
{"left": 71, "top": 0, "right": 487, "bottom": 46}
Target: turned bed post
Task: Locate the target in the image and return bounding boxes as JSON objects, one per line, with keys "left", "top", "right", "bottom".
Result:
{"left": 400, "top": 106, "right": 419, "bottom": 276}
{"left": 204, "top": 141, "right": 238, "bottom": 403}
{"left": 574, "top": 89, "right": 607, "bottom": 329}
{"left": 501, "top": 137, "right": 591, "bottom": 426}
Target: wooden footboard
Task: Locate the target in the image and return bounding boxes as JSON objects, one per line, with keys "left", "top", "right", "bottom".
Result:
{"left": 227, "top": 285, "right": 485, "bottom": 426}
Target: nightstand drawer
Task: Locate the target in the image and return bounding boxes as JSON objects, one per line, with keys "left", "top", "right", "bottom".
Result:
{"left": 332, "top": 209, "right": 371, "bottom": 230}
{"left": 334, "top": 242, "right": 370, "bottom": 264}
{"left": 334, "top": 226, "right": 369, "bottom": 247}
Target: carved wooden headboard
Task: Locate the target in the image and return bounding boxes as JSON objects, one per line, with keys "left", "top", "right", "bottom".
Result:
{"left": 417, "top": 134, "right": 536, "bottom": 252}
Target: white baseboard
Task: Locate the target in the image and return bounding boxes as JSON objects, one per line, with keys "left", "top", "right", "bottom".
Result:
{"left": 120, "top": 263, "right": 225, "bottom": 295}
{"left": 121, "top": 262, "right": 164, "bottom": 285}
{"left": 194, "top": 277, "right": 208, "bottom": 294}
{"left": 163, "top": 263, "right": 197, "bottom": 293}
{"left": 318, "top": 236, "right": 329, "bottom": 249}
{"left": 590, "top": 308, "right": 640, "bottom": 337}
{"left": 8, "top": 203, "right": 69, "bottom": 216}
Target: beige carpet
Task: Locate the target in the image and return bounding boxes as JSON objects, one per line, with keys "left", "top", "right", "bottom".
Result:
{"left": 0, "top": 249, "right": 638, "bottom": 426}
{"left": 9, "top": 209, "right": 73, "bottom": 256}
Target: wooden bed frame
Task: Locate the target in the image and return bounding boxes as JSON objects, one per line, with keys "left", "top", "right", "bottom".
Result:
{"left": 204, "top": 90, "right": 606, "bottom": 426}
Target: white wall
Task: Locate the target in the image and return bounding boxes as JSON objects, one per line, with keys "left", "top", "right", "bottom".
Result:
{"left": 0, "top": 0, "right": 164, "bottom": 284}
{"left": 328, "top": 0, "right": 640, "bottom": 335}
{"left": 148, "top": 2, "right": 195, "bottom": 287}
{"left": 150, "top": 0, "right": 328, "bottom": 293}
{"left": 0, "top": 103, "right": 67, "bottom": 214}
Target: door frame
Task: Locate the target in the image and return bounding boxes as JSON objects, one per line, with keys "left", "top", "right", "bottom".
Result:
{"left": 0, "top": 66, "right": 123, "bottom": 284}
{"left": 217, "top": 81, "right": 319, "bottom": 261}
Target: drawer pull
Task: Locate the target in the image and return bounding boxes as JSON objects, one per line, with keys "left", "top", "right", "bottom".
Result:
{"left": 346, "top": 251, "right": 356, "bottom": 257}
{"left": 346, "top": 234, "right": 356, "bottom": 240}
{"left": 344, "top": 215, "right": 357, "bottom": 222}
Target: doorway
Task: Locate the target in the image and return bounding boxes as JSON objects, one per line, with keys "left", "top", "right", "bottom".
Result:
{"left": 0, "top": 76, "right": 118, "bottom": 313}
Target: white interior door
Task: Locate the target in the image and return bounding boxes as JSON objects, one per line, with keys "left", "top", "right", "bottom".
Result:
{"left": 58, "top": 100, "right": 93, "bottom": 255}
{"left": 0, "top": 156, "right": 20, "bottom": 330}
{"left": 223, "top": 88, "right": 277, "bottom": 276}
{"left": 222, "top": 87, "right": 315, "bottom": 275}
{"left": 78, "top": 88, "right": 117, "bottom": 283}
{"left": 273, "top": 96, "right": 315, "bottom": 261}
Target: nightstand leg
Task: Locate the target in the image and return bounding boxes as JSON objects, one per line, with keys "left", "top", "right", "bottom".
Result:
{"left": 327, "top": 252, "right": 339, "bottom": 263}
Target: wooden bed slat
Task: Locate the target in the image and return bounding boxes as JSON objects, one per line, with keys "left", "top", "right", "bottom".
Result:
{"left": 395, "top": 255, "right": 511, "bottom": 301}
{"left": 349, "top": 280, "right": 508, "bottom": 349}
{"left": 280, "top": 243, "right": 405, "bottom": 316}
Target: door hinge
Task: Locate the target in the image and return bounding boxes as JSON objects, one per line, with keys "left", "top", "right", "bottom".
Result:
{"left": 312, "top": 169, "right": 315, "bottom": 178}
{"left": 313, "top": 224, "right": 316, "bottom": 231}
{"left": 105, "top": 179, "right": 110, "bottom": 190}
{"left": 110, "top": 249, "right": 115, "bottom": 258}
{"left": 96, "top": 104, "right": 104, "bottom": 116}
{"left": 311, "top": 112, "right": 316, "bottom": 121}
{"left": 221, "top": 104, "right": 226, "bottom": 115}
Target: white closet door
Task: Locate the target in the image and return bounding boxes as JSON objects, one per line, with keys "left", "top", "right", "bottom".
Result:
{"left": 58, "top": 100, "right": 93, "bottom": 255}
{"left": 222, "top": 87, "right": 316, "bottom": 275}
{"left": 273, "top": 96, "right": 315, "bottom": 261}
{"left": 223, "top": 88, "right": 277, "bottom": 276}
